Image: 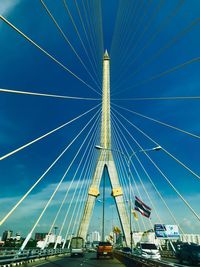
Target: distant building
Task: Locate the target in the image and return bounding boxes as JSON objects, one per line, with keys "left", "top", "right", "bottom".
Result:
{"left": 37, "top": 240, "right": 45, "bottom": 249}
{"left": 180, "top": 234, "right": 200, "bottom": 245}
{"left": 35, "top": 233, "right": 48, "bottom": 241}
{"left": 44, "top": 233, "right": 56, "bottom": 244}
{"left": 10, "top": 233, "right": 21, "bottom": 241}
{"left": 2, "top": 230, "right": 13, "bottom": 241}
{"left": 37, "top": 234, "right": 62, "bottom": 249}
{"left": 15, "top": 233, "right": 21, "bottom": 241}
{"left": 87, "top": 231, "right": 100, "bottom": 242}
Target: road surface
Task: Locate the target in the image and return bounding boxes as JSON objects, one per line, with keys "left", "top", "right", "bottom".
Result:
{"left": 28, "top": 252, "right": 126, "bottom": 267}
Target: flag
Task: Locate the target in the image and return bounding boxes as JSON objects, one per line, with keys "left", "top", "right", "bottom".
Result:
{"left": 132, "top": 209, "right": 138, "bottom": 221}
{"left": 134, "top": 196, "right": 151, "bottom": 218}
{"left": 113, "top": 226, "right": 121, "bottom": 234}
{"left": 109, "top": 235, "right": 113, "bottom": 240}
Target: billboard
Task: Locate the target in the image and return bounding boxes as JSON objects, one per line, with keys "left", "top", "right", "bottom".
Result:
{"left": 154, "top": 224, "right": 180, "bottom": 239}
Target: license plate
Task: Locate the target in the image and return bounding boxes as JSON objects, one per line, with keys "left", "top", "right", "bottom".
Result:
{"left": 103, "top": 252, "right": 107, "bottom": 255}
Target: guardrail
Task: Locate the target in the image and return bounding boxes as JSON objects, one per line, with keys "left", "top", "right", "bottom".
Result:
{"left": 114, "top": 251, "right": 182, "bottom": 267}
{"left": 0, "top": 248, "right": 69, "bottom": 266}
{"left": 160, "top": 250, "right": 176, "bottom": 259}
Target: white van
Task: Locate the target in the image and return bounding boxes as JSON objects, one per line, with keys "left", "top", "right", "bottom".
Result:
{"left": 135, "top": 242, "right": 161, "bottom": 260}
{"left": 70, "top": 237, "right": 85, "bottom": 257}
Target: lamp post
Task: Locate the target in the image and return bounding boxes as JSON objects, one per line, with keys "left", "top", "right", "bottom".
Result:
{"left": 102, "top": 169, "right": 106, "bottom": 241}
{"left": 110, "top": 204, "right": 115, "bottom": 245}
{"left": 54, "top": 226, "right": 58, "bottom": 236}
{"left": 95, "top": 145, "right": 161, "bottom": 252}
{"left": 96, "top": 181, "right": 106, "bottom": 241}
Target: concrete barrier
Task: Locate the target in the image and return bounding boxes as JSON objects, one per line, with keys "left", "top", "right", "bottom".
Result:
{"left": 114, "top": 251, "right": 182, "bottom": 267}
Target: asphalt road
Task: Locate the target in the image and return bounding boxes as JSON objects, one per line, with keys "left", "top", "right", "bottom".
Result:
{"left": 28, "top": 252, "right": 126, "bottom": 267}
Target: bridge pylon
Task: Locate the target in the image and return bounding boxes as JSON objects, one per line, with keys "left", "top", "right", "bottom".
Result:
{"left": 78, "top": 50, "right": 130, "bottom": 246}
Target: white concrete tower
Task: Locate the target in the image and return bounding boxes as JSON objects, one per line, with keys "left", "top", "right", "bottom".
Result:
{"left": 78, "top": 51, "right": 130, "bottom": 246}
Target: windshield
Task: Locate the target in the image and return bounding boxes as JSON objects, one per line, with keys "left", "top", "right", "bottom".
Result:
{"left": 141, "top": 244, "right": 157, "bottom": 249}
{"left": 123, "top": 247, "right": 131, "bottom": 251}
{"left": 99, "top": 242, "right": 111, "bottom": 246}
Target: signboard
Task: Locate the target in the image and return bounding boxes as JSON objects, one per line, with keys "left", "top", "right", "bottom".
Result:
{"left": 154, "top": 224, "right": 180, "bottom": 239}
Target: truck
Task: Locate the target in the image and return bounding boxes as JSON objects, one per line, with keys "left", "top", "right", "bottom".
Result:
{"left": 70, "top": 237, "right": 84, "bottom": 257}
{"left": 97, "top": 241, "right": 113, "bottom": 259}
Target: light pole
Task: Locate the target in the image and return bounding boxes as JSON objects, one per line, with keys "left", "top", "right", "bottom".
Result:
{"left": 95, "top": 145, "right": 161, "bottom": 251}
{"left": 110, "top": 204, "right": 115, "bottom": 245}
{"left": 95, "top": 146, "right": 108, "bottom": 242}
{"left": 96, "top": 180, "right": 106, "bottom": 241}
{"left": 54, "top": 226, "right": 58, "bottom": 236}
{"left": 102, "top": 169, "right": 106, "bottom": 241}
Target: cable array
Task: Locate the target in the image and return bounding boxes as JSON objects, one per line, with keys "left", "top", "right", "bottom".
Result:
{"left": 0, "top": 0, "right": 199, "bottom": 248}
{"left": 112, "top": 107, "right": 200, "bottom": 222}
{"left": 111, "top": 108, "right": 186, "bottom": 233}
{"left": 0, "top": 15, "right": 100, "bottom": 96}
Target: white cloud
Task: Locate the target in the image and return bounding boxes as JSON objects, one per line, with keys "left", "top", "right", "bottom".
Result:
{"left": 0, "top": 178, "right": 92, "bottom": 237}
{"left": 0, "top": 0, "right": 20, "bottom": 15}
{"left": 182, "top": 218, "right": 193, "bottom": 227}
{"left": 0, "top": 179, "right": 91, "bottom": 226}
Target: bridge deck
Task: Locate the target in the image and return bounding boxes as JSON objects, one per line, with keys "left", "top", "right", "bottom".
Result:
{"left": 26, "top": 253, "right": 125, "bottom": 267}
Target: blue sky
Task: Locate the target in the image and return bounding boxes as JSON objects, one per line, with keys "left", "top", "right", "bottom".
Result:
{"left": 0, "top": 0, "right": 200, "bottom": 240}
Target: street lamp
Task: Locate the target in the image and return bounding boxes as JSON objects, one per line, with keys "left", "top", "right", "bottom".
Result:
{"left": 96, "top": 198, "right": 105, "bottom": 241}
{"left": 95, "top": 144, "right": 161, "bottom": 252}
{"left": 54, "top": 226, "right": 58, "bottom": 236}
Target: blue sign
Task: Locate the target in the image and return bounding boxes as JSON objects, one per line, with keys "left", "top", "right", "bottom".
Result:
{"left": 154, "top": 224, "right": 180, "bottom": 239}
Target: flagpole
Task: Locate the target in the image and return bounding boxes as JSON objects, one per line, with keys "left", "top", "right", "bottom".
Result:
{"left": 126, "top": 148, "right": 160, "bottom": 252}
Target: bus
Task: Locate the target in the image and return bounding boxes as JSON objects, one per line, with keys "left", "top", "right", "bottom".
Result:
{"left": 70, "top": 237, "right": 84, "bottom": 257}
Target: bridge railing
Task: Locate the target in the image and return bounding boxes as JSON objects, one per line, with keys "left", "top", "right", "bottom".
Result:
{"left": 0, "top": 248, "right": 69, "bottom": 266}
{"left": 160, "top": 250, "right": 176, "bottom": 259}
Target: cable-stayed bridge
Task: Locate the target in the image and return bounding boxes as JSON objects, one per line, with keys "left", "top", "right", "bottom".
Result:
{"left": 0, "top": 1, "right": 199, "bottom": 266}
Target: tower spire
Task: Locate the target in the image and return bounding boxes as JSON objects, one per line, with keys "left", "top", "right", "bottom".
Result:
{"left": 103, "top": 49, "right": 110, "bottom": 59}
{"left": 101, "top": 50, "right": 111, "bottom": 149}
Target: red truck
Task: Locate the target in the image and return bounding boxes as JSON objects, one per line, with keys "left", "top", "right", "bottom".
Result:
{"left": 97, "top": 241, "right": 113, "bottom": 259}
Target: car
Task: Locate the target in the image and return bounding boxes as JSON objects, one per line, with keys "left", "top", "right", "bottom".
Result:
{"left": 134, "top": 242, "right": 161, "bottom": 260}
{"left": 97, "top": 241, "right": 113, "bottom": 259}
{"left": 176, "top": 243, "right": 200, "bottom": 265}
{"left": 121, "top": 247, "right": 132, "bottom": 254}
